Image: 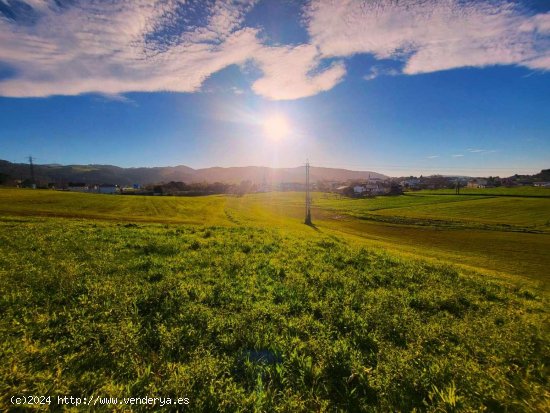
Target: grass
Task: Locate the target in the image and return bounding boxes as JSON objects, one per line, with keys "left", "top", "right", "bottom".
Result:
{"left": 418, "top": 187, "right": 550, "bottom": 197}
{"left": 0, "top": 189, "right": 228, "bottom": 225}
{"left": 372, "top": 196, "right": 550, "bottom": 228}
{"left": 0, "top": 188, "right": 549, "bottom": 286}
{"left": 1, "top": 217, "right": 548, "bottom": 412}
{"left": 224, "top": 191, "right": 550, "bottom": 285}
{"left": 0, "top": 187, "right": 549, "bottom": 411}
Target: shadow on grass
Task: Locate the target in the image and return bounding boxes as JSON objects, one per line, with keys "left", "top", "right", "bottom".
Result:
{"left": 305, "top": 222, "right": 321, "bottom": 232}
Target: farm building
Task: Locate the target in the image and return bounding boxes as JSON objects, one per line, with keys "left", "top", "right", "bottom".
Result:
{"left": 364, "top": 183, "right": 389, "bottom": 196}
{"left": 337, "top": 183, "right": 390, "bottom": 197}
{"left": 467, "top": 179, "right": 488, "bottom": 188}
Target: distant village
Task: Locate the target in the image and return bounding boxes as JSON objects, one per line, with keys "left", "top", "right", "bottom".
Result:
{"left": 7, "top": 169, "right": 549, "bottom": 197}
{"left": 319, "top": 171, "right": 550, "bottom": 198}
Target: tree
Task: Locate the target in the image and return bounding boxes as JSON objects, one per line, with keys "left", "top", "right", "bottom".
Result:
{"left": 389, "top": 182, "right": 403, "bottom": 195}
{"left": 0, "top": 173, "right": 10, "bottom": 185}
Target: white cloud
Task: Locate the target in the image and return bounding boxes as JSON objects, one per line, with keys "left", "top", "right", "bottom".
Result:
{"left": 251, "top": 44, "right": 346, "bottom": 100}
{"left": 364, "top": 66, "right": 399, "bottom": 81}
{"left": 0, "top": 1, "right": 265, "bottom": 97}
{"left": 0, "top": 0, "right": 346, "bottom": 100}
{"left": 96, "top": 93, "right": 137, "bottom": 106}
{"left": 231, "top": 86, "right": 245, "bottom": 95}
{"left": 427, "top": 155, "right": 439, "bottom": 159}
{"left": 0, "top": 0, "right": 548, "bottom": 100}
{"left": 452, "top": 154, "right": 464, "bottom": 157}
{"left": 306, "top": 0, "right": 550, "bottom": 75}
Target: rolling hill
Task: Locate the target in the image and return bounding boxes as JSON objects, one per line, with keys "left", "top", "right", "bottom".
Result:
{"left": 0, "top": 160, "right": 387, "bottom": 186}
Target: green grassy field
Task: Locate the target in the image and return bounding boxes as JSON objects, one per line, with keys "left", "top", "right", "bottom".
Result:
{"left": 372, "top": 196, "right": 550, "bottom": 227}
{"left": 1, "top": 188, "right": 548, "bottom": 284}
{"left": 418, "top": 187, "right": 550, "bottom": 197}
{"left": 0, "top": 189, "right": 228, "bottom": 224}
{"left": 224, "top": 191, "right": 550, "bottom": 285}
{"left": 0, "top": 188, "right": 549, "bottom": 411}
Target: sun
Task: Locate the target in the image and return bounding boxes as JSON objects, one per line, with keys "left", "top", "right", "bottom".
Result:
{"left": 263, "top": 114, "right": 290, "bottom": 140}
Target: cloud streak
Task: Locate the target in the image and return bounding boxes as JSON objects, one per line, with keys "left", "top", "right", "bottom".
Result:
{"left": 0, "top": 0, "right": 548, "bottom": 99}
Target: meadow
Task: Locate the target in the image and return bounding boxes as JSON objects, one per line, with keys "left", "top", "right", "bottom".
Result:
{"left": 226, "top": 191, "right": 550, "bottom": 284}
{"left": 0, "top": 188, "right": 549, "bottom": 411}
{"left": 418, "top": 187, "right": 550, "bottom": 197}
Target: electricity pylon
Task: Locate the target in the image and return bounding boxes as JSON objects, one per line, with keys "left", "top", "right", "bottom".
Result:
{"left": 305, "top": 160, "right": 312, "bottom": 225}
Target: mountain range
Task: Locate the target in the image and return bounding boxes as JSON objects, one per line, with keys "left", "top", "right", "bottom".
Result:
{"left": 0, "top": 160, "right": 387, "bottom": 186}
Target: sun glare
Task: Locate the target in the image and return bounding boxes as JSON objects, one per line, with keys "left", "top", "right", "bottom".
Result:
{"left": 263, "top": 114, "right": 290, "bottom": 140}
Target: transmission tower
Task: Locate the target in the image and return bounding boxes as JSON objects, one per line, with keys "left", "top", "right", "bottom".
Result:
{"left": 305, "top": 160, "right": 312, "bottom": 225}
{"left": 28, "top": 156, "right": 36, "bottom": 188}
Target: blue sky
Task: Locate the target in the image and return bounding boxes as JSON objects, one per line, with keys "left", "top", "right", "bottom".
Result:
{"left": 0, "top": 0, "right": 549, "bottom": 176}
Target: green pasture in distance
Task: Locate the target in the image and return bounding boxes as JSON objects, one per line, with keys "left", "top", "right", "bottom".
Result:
{"left": 371, "top": 196, "right": 550, "bottom": 228}
{"left": 225, "top": 192, "right": 550, "bottom": 285}
{"left": 320, "top": 218, "right": 550, "bottom": 286}
{"left": 418, "top": 186, "right": 550, "bottom": 197}
{"left": 0, "top": 188, "right": 549, "bottom": 285}
{"left": 237, "top": 191, "right": 487, "bottom": 213}
{"left": 0, "top": 217, "right": 548, "bottom": 412}
{"left": 229, "top": 191, "right": 548, "bottom": 229}
{"left": 0, "top": 188, "right": 228, "bottom": 225}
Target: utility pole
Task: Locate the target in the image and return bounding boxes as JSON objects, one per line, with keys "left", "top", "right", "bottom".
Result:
{"left": 305, "top": 160, "right": 312, "bottom": 225}
{"left": 455, "top": 178, "right": 460, "bottom": 195}
{"left": 28, "top": 156, "right": 36, "bottom": 188}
